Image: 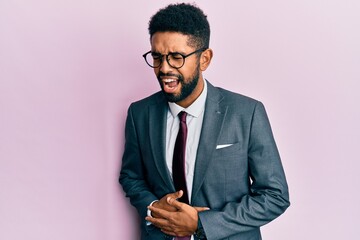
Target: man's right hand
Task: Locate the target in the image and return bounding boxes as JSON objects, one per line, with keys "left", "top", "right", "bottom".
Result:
{"left": 151, "top": 191, "right": 183, "bottom": 218}
{"left": 146, "top": 191, "right": 210, "bottom": 237}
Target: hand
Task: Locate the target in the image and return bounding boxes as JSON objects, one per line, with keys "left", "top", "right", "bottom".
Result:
{"left": 146, "top": 191, "right": 209, "bottom": 237}
{"left": 150, "top": 191, "right": 183, "bottom": 218}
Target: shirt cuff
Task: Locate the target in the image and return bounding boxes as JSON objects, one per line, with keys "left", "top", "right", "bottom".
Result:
{"left": 146, "top": 200, "right": 158, "bottom": 226}
{"left": 147, "top": 200, "right": 158, "bottom": 217}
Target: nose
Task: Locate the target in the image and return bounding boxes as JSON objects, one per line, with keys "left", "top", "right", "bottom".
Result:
{"left": 158, "top": 56, "right": 173, "bottom": 73}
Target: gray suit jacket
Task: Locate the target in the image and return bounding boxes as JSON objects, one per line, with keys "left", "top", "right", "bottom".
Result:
{"left": 119, "top": 81, "right": 290, "bottom": 240}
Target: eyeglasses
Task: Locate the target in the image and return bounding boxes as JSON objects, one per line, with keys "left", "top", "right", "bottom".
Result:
{"left": 142, "top": 48, "right": 207, "bottom": 69}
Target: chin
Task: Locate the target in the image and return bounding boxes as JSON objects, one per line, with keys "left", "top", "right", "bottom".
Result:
{"left": 164, "top": 94, "right": 180, "bottom": 103}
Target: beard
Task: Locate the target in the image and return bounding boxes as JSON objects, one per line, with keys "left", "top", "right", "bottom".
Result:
{"left": 157, "top": 66, "right": 200, "bottom": 103}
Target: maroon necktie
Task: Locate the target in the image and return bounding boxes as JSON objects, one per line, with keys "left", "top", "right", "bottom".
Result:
{"left": 172, "top": 111, "right": 189, "bottom": 204}
{"left": 172, "top": 112, "right": 191, "bottom": 240}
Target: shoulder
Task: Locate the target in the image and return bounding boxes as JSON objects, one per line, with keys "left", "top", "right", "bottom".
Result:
{"left": 207, "top": 81, "right": 262, "bottom": 111}
{"left": 219, "top": 87, "right": 266, "bottom": 118}
{"left": 207, "top": 82, "right": 271, "bottom": 128}
{"left": 217, "top": 87, "right": 258, "bottom": 104}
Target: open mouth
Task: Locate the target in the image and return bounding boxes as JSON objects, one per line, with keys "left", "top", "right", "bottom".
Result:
{"left": 162, "top": 78, "right": 180, "bottom": 93}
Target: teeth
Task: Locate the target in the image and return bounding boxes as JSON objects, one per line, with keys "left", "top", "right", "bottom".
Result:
{"left": 163, "top": 79, "right": 177, "bottom": 83}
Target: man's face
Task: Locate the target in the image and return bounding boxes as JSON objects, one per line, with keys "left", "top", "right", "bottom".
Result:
{"left": 150, "top": 32, "right": 203, "bottom": 107}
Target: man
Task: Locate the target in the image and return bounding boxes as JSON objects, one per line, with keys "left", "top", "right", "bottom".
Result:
{"left": 119, "top": 3, "right": 290, "bottom": 240}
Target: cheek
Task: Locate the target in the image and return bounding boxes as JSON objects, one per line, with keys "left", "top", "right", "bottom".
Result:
{"left": 180, "top": 68, "right": 195, "bottom": 81}
{"left": 153, "top": 68, "right": 159, "bottom": 77}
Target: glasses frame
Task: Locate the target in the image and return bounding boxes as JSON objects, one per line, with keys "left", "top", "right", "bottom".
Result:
{"left": 142, "top": 47, "right": 207, "bottom": 69}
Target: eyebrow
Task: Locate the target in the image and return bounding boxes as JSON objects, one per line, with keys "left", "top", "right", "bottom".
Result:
{"left": 151, "top": 51, "right": 184, "bottom": 55}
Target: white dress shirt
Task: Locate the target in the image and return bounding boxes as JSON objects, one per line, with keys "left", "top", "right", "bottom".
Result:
{"left": 166, "top": 80, "right": 207, "bottom": 202}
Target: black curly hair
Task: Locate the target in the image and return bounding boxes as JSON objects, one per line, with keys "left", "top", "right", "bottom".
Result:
{"left": 148, "top": 3, "right": 210, "bottom": 49}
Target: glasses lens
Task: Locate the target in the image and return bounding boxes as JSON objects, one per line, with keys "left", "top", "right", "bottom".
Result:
{"left": 144, "top": 52, "right": 159, "bottom": 68}
{"left": 167, "top": 53, "right": 185, "bottom": 69}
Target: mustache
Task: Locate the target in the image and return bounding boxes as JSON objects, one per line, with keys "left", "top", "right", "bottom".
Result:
{"left": 158, "top": 72, "right": 181, "bottom": 78}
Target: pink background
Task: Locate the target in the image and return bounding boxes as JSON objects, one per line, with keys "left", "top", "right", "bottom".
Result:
{"left": 1, "top": 0, "right": 359, "bottom": 239}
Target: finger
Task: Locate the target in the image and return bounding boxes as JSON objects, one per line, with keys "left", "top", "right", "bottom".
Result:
{"left": 175, "top": 190, "right": 184, "bottom": 199}
{"left": 148, "top": 205, "right": 172, "bottom": 219}
{"left": 168, "top": 190, "right": 183, "bottom": 200}
{"left": 194, "top": 206, "right": 210, "bottom": 212}
{"left": 145, "top": 216, "right": 169, "bottom": 228}
{"left": 161, "top": 229, "right": 191, "bottom": 238}
{"left": 146, "top": 216, "right": 178, "bottom": 233}
{"left": 161, "top": 229, "right": 176, "bottom": 236}
{"left": 166, "top": 196, "right": 185, "bottom": 210}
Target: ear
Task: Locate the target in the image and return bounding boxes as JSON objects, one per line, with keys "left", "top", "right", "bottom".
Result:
{"left": 199, "top": 48, "right": 213, "bottom": 71}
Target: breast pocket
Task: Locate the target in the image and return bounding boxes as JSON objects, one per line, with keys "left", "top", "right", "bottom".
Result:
{"left": 214, "top": 142, "right": 242, "bottom": 157}
{"left": 212, "top": 142, "right": 250, "bottom": 202}
{"left": 213, "top": 142, "right": 247, "bottom": 170}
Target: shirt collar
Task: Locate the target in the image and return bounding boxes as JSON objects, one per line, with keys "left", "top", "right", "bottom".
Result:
{"left": 168, "top": 79, "right": 208, "bottom": 118}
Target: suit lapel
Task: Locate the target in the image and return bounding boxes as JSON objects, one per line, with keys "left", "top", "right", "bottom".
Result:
{"left": 191, "top": 82, "right": 227, "bottom": 202}
{"left": 148, "top": 94, "right": 175, "bottom": 192}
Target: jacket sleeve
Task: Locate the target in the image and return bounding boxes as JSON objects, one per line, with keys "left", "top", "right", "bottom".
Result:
{"left": 198, "top": 101, "right": 290, "bottom": 240}
{"left": 119, "top": 104, "right": 158, "bottom": 220}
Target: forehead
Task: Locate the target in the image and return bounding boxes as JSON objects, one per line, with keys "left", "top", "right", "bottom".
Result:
{"left": 150, "top": 32, "right": 193, "bottom": 53}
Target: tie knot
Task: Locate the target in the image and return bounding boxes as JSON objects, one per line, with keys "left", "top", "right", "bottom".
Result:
{"left": 178, "top": 111, "right": 187, "bottom": 123}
